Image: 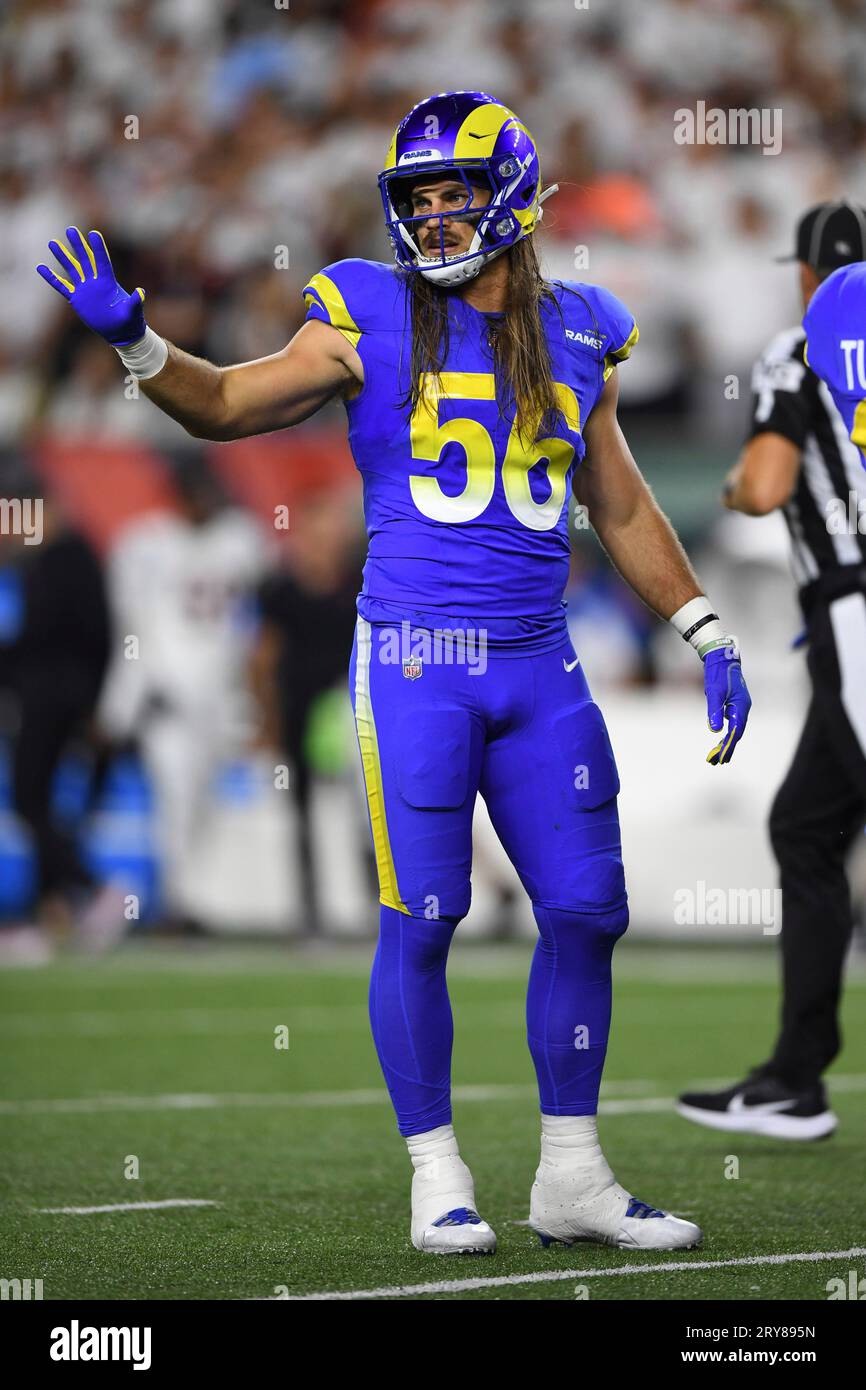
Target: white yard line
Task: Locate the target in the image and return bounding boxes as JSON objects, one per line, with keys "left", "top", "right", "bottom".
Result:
{"left": 0, "top": 1001, "right": 517, "bottom": 1037}
{"left": 0, "top": 1085, "right": 528, "bottom": 1115}
{"left": 3, "top": 1074, "right": 866, "bottom": 1117}
{"left": 34, "top": 1199, "right": 217, "bottom": 1215}
{"left": 281, "top": 1246, "right": 866, "bottom": 1301}
{"left": 6, "top": 942, "right": 863, "bottom": 984}
{"left": 0, "top": 1090, "right": 710, "bottom": 1117}
{"left": 0, "top": 1001, "right": 682, "bottom": 1040}
{"left": 0, "top": 1008, "right": 372, "bottom": 1038}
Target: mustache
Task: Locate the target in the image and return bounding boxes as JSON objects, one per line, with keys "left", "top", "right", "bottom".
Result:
{"left": 418, "top": 213, "right": 483, "bottom": 248}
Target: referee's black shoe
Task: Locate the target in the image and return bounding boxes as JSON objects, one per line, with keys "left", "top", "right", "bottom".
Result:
{"left": 677, "top": 1065, "right": 838, "bottom": 1141}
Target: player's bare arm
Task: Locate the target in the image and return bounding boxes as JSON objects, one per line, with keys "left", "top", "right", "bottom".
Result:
{"left": 35, "top": 225, "right": 363, "bottom": 441}
{"left": 143, "top": 318, "right": 363, "bottom": 441}
{"left": 577, "top": 367, "right": 750, "bottom": 764}
{"left": 575, "top": 368, "right": 704, "bottom": 620}
{"left": 721, "top": 433, "right": 800, "bottom": 515}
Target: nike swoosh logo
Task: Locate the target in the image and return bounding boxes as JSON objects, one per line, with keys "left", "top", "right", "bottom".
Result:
{"left": 563, "top": 657, "right": 579, "bottom": 672}
{"left": 728, "top": 1093, "right": 797, "bottom": 1116}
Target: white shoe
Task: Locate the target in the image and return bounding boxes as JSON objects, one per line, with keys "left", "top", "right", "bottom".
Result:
{"left": 677, "top": 1070, "right": 838, "bottom": 1141}
{"left": 412, "top": 1205, "right": 498, "bottom": 1255}
{"left": 530, "top": 1173, "right": 702, "bottom": 1251}
{"left": 411, "top": 1155, "right": 496, "bottom": 1255}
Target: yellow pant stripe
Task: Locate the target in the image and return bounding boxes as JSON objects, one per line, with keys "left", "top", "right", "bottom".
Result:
{"left": 353, "top": 618, "right": 409, "bottom": 914}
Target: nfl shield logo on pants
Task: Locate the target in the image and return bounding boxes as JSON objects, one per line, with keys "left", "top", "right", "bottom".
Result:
{"left": 402, "top": 657, "right": 423, "bottom": 681}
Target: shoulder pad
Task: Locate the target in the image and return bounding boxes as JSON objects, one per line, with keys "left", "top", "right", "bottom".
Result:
{"left": 302, "top": 259, "right": 402, "bottom": 345}
{"left": 554, "top": 280, "right": 639, "bottom": 380}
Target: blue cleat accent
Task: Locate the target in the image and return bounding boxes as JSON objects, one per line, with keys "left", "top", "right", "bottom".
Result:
{"left": 536, "top": 1231, "right": 572, "bottom": 1249}
{"left": 625, "top": 1198, "right": 666, "bottom": 1220}
{"left": 431, "top": 1207, "right": 482, "bottom": 1228}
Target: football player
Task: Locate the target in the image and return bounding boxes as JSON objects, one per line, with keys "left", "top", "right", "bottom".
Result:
{"left": 802, "top": 245, "right": 866, "bottom": 468}
{"left": 37, "top": 91, "right": 750, "bottom": 1255}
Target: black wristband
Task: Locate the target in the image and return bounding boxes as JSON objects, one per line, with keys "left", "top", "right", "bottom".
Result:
{"left": 682, "top": 612, "right": 720, "bottom": 644}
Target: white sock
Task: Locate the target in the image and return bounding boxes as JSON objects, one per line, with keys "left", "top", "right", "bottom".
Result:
{"left": 406, "top": 1125, "right": 476, "bottom": 1227}
{"left": 406, "top": 1123, "right": 460, "bottom": 1173}
{"left": 537, "top": 1114, "right": 616, "bottom": 1202}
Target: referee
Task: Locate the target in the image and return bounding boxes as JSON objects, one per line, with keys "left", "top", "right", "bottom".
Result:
{"left": 678, "top": 202, "right": 866, "bottom": 1140}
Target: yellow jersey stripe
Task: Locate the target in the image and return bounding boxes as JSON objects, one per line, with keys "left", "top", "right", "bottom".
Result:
{"left": 851, "top": 399, "right": 866, "bottom": 452}
{"left": 303, "top": 273, "right": 361, "bottom": 349}
{"left": 603, "top": 322, "right": 640, "bottom": 381}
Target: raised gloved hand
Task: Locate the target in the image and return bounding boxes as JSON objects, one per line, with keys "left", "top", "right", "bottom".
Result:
{"left": 703, "top": 640, "right": 751, "bottom": 765}
{"left": 37, "top": 227, "right": 146, "bottom": 346}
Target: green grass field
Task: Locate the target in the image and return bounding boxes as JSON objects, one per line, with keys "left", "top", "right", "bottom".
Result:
{"left": 1, "top": 938, "right": 864, "bottom": 1302}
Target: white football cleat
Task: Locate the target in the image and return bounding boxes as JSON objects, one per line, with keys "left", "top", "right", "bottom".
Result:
{"left": 530, "top": 1173, "right": 702, "bottom": 1251}
{"left": 412, "top": 1205, "right": 498, "bottom": 1255}
{"left": 411, "top": 1154, "right": 497, "bottom": 1255}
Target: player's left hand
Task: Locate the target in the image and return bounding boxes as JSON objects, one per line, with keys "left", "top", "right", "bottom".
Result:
{"left": 703, "top": 641, "right": 751, "bottom": 766}
{"left": 36, "top": 226, "right": 146, "bottom": 346}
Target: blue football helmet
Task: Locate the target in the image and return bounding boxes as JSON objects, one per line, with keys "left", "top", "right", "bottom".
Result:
{"left": 378, "top": 90, "right": 557, "bottom": 287}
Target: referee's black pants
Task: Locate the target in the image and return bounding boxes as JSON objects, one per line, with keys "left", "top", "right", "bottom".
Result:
{"left": 768, "top": 586, "right": 866, "bottom": 1088}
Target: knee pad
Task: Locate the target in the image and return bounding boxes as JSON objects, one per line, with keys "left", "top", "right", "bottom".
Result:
{"left": 534, "top": 899, "right": 629, "bottom": 949}
{"left": 377, "top": 904, "right": 460, "bottom": 972}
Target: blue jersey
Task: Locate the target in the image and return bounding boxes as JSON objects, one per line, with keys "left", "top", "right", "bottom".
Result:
{"left": 803, "top": 261, "right": 866, "bottom": 467}
{"left": 303, "top": 258, "right": 638, "bottom": 651}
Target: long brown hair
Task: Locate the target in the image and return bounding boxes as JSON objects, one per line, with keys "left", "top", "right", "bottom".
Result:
{"left": 399, "top": 236, "right": 562, "bottom": 444}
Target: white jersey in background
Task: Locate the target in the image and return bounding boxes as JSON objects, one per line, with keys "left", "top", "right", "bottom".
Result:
{"left": 98, "top": 505, "right": 270, "bottom": 921}
{"left": 99, "top": 506, "right": 269, "bottom": 734}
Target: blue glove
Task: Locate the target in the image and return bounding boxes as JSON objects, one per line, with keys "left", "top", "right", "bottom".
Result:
{"left": 37, "top": 227, "right": 146, "bottom": 346}
{"left": 703, "top": 641, "right": 751, "bottom": 765}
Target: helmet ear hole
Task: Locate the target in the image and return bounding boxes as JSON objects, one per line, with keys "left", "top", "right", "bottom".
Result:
{"left": 478, "top": 216, "right": 505, "bottom": 248}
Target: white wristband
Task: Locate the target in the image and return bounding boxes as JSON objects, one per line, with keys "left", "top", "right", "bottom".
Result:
{"left": 114, "top": 326, "right": 168, "bottom": 380}
{"left": 669, "top": 596, "right": 728, "bottom": 657}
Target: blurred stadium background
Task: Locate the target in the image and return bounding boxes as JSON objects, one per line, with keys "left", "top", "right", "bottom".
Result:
{"left": 3, "top": 0, "right": 865, "bottom": 946}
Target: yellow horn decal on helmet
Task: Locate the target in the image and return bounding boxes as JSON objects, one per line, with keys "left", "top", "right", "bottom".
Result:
{"left": 383, "top": 128, "right": 399, "bottom": 172}
{"left": 453, "top": 102, "right": 532, "bottom": 159}
{"left": 452, "top": 105, "right": 541, "bottom": 239}
{"left": 514, "top": 175, "right": 544, "bottom": 232}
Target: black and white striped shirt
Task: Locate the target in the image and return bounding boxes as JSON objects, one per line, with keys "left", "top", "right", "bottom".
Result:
{"left": 749, "top": 325, "right": 866, "bottom": 588}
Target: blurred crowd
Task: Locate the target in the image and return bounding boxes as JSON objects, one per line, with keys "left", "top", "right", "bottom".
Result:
{"left": 1, "top": 0, "right": 865, "bottom": 441}
{"left": 0, "top": 0, "right": 857, "bottom": 944}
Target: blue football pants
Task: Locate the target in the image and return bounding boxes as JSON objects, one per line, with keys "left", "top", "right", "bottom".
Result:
{"left": 349, "top": 617, "right": 629, "bottom": 1136}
